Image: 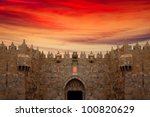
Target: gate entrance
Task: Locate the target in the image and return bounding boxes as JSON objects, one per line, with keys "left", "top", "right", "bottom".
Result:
{"left": 67, "top": 91, "right": 83, "bottom": 100}
{"left": 65, "top": 79, "right": 85, "bottom": 100}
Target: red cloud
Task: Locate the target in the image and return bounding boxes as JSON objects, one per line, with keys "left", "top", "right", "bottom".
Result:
{"left": 66, "top": 33, "right": 150, "bottom": 45}
{"left": 0, "top": 0, "right": 150, "bottom": 45}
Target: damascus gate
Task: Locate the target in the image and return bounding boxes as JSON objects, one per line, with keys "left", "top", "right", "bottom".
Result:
{"left": 0, "top": 40, "right": 150, "bottom": 100}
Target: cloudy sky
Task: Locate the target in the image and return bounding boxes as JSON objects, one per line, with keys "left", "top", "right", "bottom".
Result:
{"left": 0, "top": 0, "right": 150, "bottom": 52}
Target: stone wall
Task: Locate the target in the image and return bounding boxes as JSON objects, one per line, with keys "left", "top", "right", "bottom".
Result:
{"left": 0, "top": 40, "right": 150, "bottom": 99}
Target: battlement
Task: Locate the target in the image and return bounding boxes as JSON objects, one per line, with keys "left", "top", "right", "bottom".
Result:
{"left": 0, "top": 40, "right": 149, "bottom": 59}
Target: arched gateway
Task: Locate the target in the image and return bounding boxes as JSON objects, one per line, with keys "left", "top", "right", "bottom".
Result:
{"left": 65, "top": 79, "right": 85, "bottom": 100}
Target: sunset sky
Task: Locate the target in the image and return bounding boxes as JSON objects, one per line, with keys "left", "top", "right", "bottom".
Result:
{"left": 0, "top": 0, "right": 150, "bottom": 53}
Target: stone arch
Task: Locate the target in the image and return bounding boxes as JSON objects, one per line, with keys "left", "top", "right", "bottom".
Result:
{"left": 64, "top": 79, "right": 85, "bottom": 100}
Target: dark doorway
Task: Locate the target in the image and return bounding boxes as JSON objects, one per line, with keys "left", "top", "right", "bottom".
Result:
{"left": 65, "top": 79, "right": 85, "bottom": 100}
{"left": 67, "top": 91, "right": 83, "bottom": 100}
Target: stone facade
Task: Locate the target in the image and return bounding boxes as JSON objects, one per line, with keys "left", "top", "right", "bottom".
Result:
{"left": 0, "top": 40, "right": 150, "bottom": 100}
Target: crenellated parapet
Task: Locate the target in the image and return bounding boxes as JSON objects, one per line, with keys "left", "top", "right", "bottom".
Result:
{"left": 9, "top": 42, "right": 17, "bottom": 51}
{"left": 80, "top": 51, "right": 86, "bottom": 59}
{"left": 96, "top": 52, "right": 103, "bottom": 59}
{"left": 133, "top": 42, "right": 141, "bottom": 51}
{"left": 47, "top": 52, "right": 53, "bottom": 59}
{"left": 0, "top": 40, "right": 149, "bottom": 63}
{"left": 64, "top": 51, "right": 70, "bottom": 59}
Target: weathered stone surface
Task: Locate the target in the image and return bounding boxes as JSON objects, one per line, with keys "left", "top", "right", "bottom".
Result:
{"left": 0, "top": 41, "right": 150, "bottom": 99}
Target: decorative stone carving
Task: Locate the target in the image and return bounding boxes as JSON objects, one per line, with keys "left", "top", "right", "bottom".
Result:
{"left": 119, "top": 54, "right": 133, "bottom": 72}
{"left": 133, "top": 42, "right": 141, "bottom": 50}
{"left": 55, "top": 51, "right": 62, "bottom": 63}
{"left": 17, "top": 54, "right": 31, "bottom": 72}
{"left": 72, "top": 52, "right": 78, "bottom": 63}
{"left": 88, "top": 51, "right": 95, "bottom": 63}
{"left": 9, "top": 42, "right": 16, "bottom": 51}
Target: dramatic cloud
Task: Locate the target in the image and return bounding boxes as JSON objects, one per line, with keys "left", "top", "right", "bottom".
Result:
{"left": 0, "top": 0, "right": 150, "bottom": 51}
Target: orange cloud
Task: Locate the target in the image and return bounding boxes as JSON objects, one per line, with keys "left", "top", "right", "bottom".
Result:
{"left": 0, "top": 0, "right": 150, "bottom": 52}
